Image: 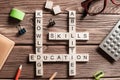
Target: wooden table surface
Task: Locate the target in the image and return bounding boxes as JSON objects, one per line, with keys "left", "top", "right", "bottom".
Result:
{"left": 0, "top": 0, "right": 120, "bottom": 80}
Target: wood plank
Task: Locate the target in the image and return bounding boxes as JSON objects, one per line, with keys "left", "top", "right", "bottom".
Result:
{"left": 0, "top": 45, "right": 120, "bottom": 78}
{"left": 1, "top": 78, "right": 120, "bottom": 80}
{"left": 0, "top": 0, "right": 120, "bottom": 14}
{"left": 1, "top": 0, "right": 120, "bottom": 79}
{"left": 0, "top": 14, "right": 120, "bottom": 44}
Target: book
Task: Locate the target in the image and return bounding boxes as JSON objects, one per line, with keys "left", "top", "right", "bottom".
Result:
{"left": 0, "top": 34, "right": 15, "bottom": 69}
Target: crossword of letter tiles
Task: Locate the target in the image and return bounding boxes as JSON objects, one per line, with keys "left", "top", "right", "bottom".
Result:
{"left": 99, "top": 20, "right": 120, "bottom": 61}
{"left": 29, "top": 10, "right": 89, "bottom": 76}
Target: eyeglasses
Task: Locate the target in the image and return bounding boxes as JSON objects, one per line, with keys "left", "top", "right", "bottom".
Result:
{"left": 81, "top": 0, "right": 120, "bottom": 15}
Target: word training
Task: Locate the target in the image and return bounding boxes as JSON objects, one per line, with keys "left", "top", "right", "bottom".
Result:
{"left": 29, "top": 10, "right": 89, "bottom": 76}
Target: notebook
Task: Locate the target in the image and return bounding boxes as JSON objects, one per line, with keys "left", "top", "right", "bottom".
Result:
{"left": 0, "top": 34, "right": 15, "bottom": 69}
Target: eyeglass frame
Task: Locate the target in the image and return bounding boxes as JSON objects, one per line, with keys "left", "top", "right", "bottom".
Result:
{"left": 81, "top": 0, "right": 120, "bottom": 15}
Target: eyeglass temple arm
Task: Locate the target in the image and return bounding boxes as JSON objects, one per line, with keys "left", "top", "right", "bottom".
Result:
{"left": 81, "top": 0, "right": 107, "bottom": 15}
{"left": 81, "top": 0, "right": 93, "bottom": 11}
{"left": 111, "top": 0, "right": 120, "bottom": 5}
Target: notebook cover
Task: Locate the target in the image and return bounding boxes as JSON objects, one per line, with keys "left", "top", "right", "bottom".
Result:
{"left": 0, "top": 34, "right": 15, "bottom": 70}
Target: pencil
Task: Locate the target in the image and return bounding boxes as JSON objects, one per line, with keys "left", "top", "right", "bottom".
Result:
{"left": 15, "top": 65, "right": 22, "bottom": 80}
{"left": 49, "top": 72, "right": 57, "bottom": 80}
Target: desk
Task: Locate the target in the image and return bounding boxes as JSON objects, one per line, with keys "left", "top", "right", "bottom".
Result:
{"left": 0, "top": 0, "right": 120, "bottom": 79}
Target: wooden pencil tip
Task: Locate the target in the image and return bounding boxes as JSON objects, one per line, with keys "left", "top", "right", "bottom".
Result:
{"left": 19, "top": 65, "right": 22, "bottom": 69}
{"left": 49, "top": 72, "right": 58, "bottom": 80}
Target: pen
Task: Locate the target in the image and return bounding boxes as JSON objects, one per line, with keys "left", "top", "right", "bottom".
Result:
{"left": 15, "top": 65, "right": 22, "bottom": 80}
